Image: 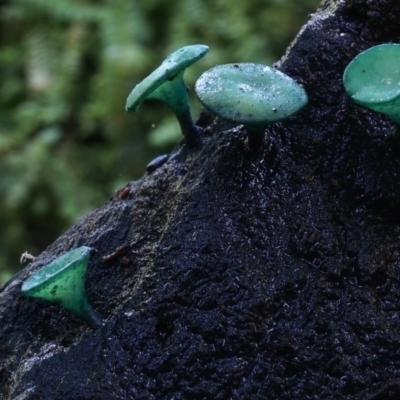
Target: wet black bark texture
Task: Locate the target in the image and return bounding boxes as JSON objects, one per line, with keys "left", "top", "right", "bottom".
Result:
{"left": 2, "top": 0, "right": 400, "bottom": 398}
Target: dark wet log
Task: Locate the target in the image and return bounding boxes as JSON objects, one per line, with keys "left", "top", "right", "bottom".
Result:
{"left": 2, "top": 1, "right": 400, "bottom": 398}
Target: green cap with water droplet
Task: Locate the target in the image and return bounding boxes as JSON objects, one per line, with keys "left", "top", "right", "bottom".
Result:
{"left": 21, "top": 246, "right": 101, "bottom": 327}
{"left": 343, "top": 43, "right": 400, "bottom": 124}
{"left": 195, "top": 63, "right": 308, "bottom": 150}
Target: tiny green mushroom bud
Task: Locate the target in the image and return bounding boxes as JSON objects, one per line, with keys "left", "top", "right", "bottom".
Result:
{"left": 343, "top": 44, "right": 400, "bottom": 125}
{"left": 21, "top": 246, "right": 102, "bottom": 327}
{"left": 195, "top": 63, "right": 308, "bottom": 150}
{"left": 126, "top": 44, "right": 209, "bottom": 146}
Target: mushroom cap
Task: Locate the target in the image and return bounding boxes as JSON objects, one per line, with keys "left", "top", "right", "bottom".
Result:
{"left": 343, "top": 44, "right": 400, "bottom": 109}
{"left": 195, "top": 63, "right": 308, "bottom": 125}
{"left": 126, "top": 44, "right": 209, "bottom": 112}
{"left": 21, "top": 246, "right": 92, "bottom": 298}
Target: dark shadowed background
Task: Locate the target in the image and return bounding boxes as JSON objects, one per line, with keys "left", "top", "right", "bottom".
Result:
{"left": 0, "top": 0, "right": 320, "bottom": 283}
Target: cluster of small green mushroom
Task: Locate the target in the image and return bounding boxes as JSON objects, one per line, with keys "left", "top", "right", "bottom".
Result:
{"left": 19, "top": 49, "right": 310, "bottom": 327}
{"left": 20, "top": 43, "right": 400, "bottom": 327}
{"left": 126, "top": 42, "right": 400, "bottom": 153}
{"left": 125, "top": 44, "right": 308, "bottom": 151}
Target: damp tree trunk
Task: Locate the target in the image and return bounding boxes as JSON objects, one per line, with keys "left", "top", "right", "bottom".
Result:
{"left": 2, "top": 1, "right": 400, "bottom": 399}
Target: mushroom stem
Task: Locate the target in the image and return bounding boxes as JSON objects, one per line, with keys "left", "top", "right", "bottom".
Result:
{"left": 245, "top": 124, "right": 266, "bottom": 152}
{"left": 77, "top": 299, "right": 102, "bottom": 327}
{"left": 148, "top": 71, "right": 200, "bottom": 145}
{"left": 379, "top": 106, "right": 400, "bottom": 125}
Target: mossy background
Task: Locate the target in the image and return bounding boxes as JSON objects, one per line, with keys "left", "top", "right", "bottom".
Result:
{"left": 0, "top": 0, "right": 320, "bottom": 284}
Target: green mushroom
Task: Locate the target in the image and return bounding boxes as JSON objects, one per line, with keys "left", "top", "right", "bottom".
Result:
{"left": 21, "top": 246, "right": 101, "bottom": 327}
{"left": 343, "top": 43, "right": 400, "bottom": 124}
{"left": 195, "top": 63, "right": 308, "bottom": 150}
{"left": 126, "top": 44, "right": 209, "bottom": 145}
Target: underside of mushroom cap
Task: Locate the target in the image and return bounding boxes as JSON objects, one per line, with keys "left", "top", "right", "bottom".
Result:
{"left": 195, "top": 63, "right": 308, "bottom": 125}
{"left": 126, "top": 44, "right": 209, "bottom": 112}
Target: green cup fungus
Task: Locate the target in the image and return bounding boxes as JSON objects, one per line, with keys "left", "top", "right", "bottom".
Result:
{"left": 126, "top": 44, "right": 209, "bottom": 145}
{"left": 343, "top": 43, "right": 400, "bottom": 125}
{"left": 195, "top": 63, "right": 308, "bottom": 150}
{"left": 21, "top": 246, "right": 102, "bottom": 327}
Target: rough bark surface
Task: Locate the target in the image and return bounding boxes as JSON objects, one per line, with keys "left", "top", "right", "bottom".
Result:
{"left": 2, "top": 0, "right": 400, "bottom": 398}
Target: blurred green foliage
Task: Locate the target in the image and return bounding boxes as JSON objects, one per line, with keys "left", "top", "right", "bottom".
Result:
{"left": 0, "top": 0, "right": 320, "bottom": 284}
